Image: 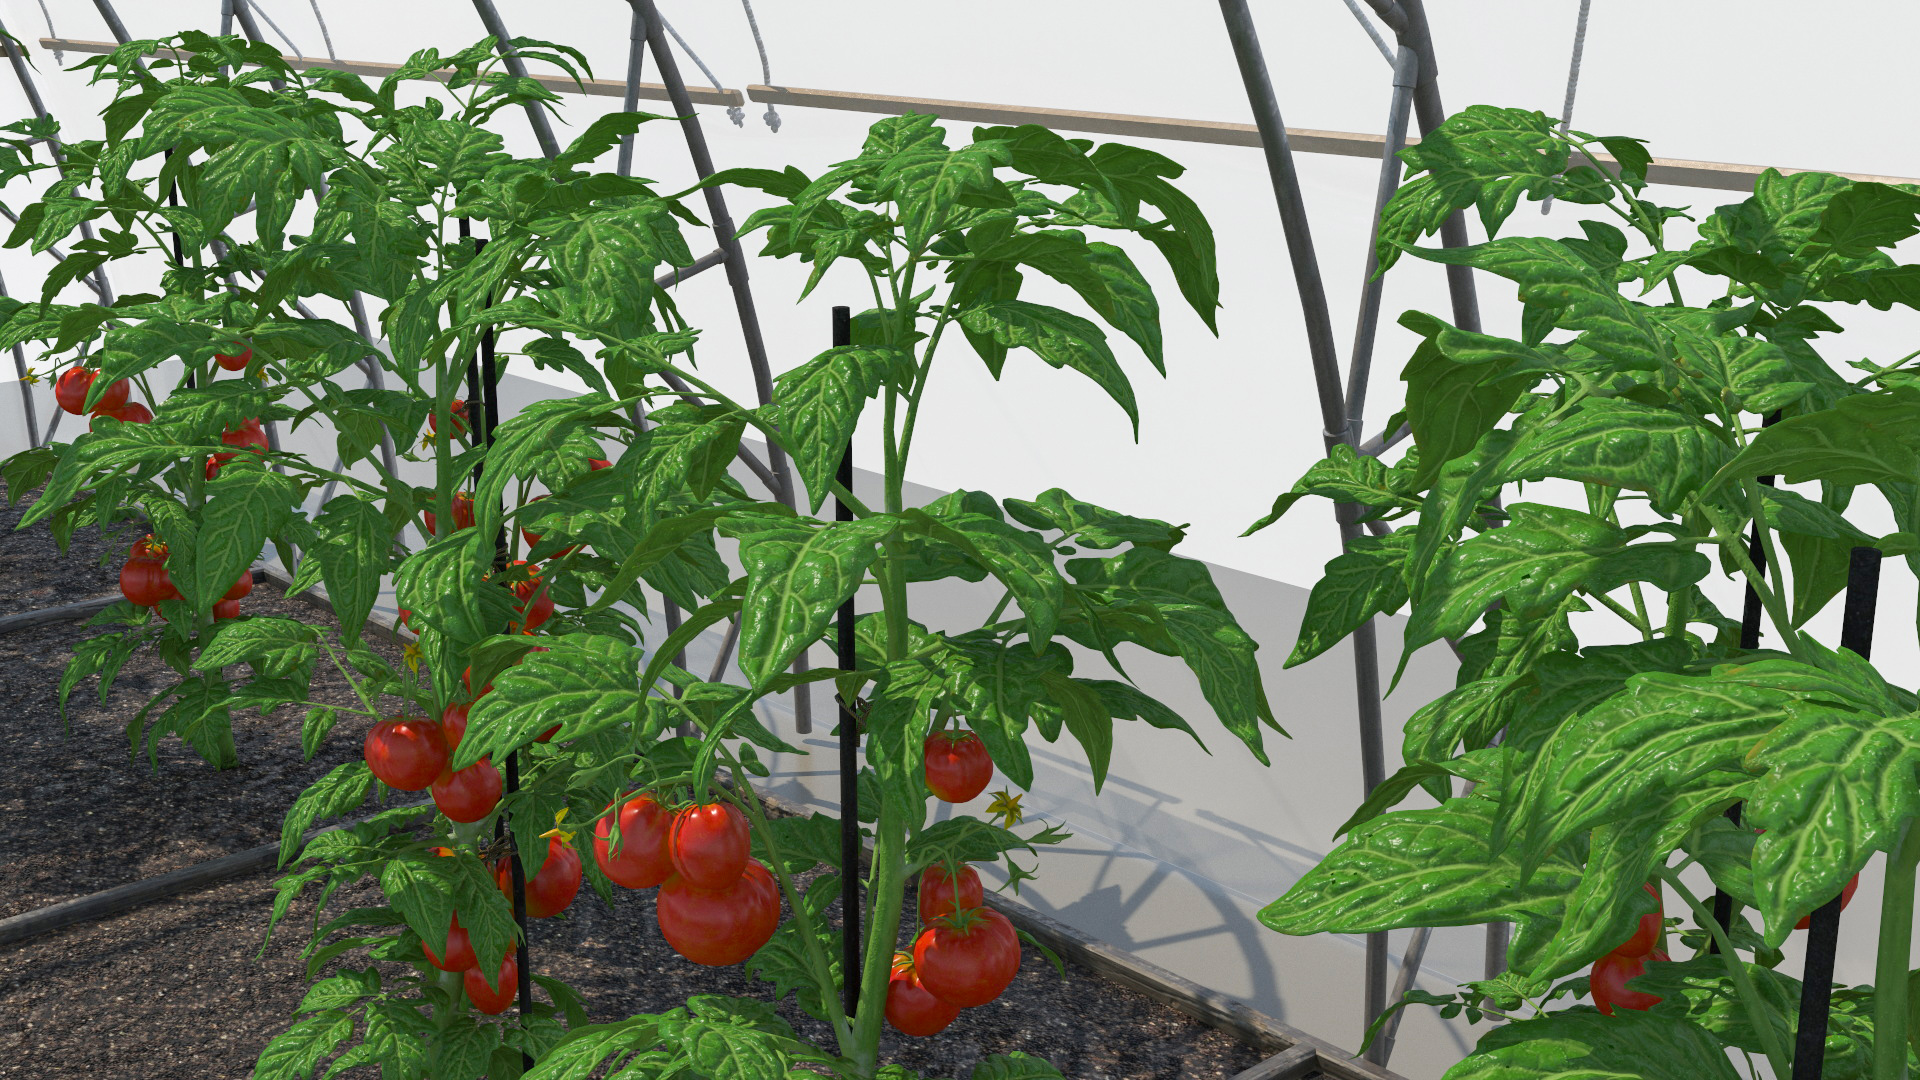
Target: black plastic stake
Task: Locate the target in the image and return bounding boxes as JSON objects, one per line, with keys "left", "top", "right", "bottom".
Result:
{"left": 832, "top": 305, "right": 862, "bottom": 1017}
{"left": 1789, "top": 546, "right": 1880, "bottom": 1080}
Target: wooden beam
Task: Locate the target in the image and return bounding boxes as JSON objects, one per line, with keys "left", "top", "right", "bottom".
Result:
{"left": 747, "top": 83, "right": 1920, "bottom": 193}
{"left": 39, "top": 37, "right": 743, "bottom": 107}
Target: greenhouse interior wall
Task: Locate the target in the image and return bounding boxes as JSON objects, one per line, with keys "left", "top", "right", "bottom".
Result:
{"left": 4, "top": 1, "right": 1920, "bottom": 1078}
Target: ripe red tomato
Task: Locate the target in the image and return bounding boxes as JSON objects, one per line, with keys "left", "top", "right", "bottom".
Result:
{"left": 496, "top": 835, "right": 582, "bottom": 918}
{"left": 504, "top": 560, "right": 554, "bottom": 632}
{"left": 223, "top": 569, "right": 254, "bottom": 602}
{"left": 205, "top": 422, "right": 270, "bottom": 479}
{"left": 924, "top": 730, "right": 993, "bottom": 803}
{"left": 56, "top": 367, "right": 129, "bottom": 415}
{"left": 119, "top": 540, "right": 178, "bottom": 608}
{"left": 670, "top": 803, "right": 751, "bottom": 889}
{"left": 464, "top": 950, "right": 519, "bottom": 1015}
{"left": 1591, "top": 949, "right": 1664, "bottom": 1015}
{"left": 1796, "top": 874, "right": 1860, "bottom": 929}
{"left": 462, "top": 666, "right": 491, "bottom": 699}
{"left": 657, "top": 859, "right": 780, "bottom": 966}
{"left": 90, "top": 401, "right": 153, "bottom": 428}
{"left": 430, "top": 399, "right": 470, "bottom": 438}
{"left": 421, "top": 914, "right": 475, "bottom": 973}
{"left": 912, "top": 907, "right": 1020, "bottom": 1008}
{"left": 423, "top": 491, "right": 477, "bottom": 536}
{"left": 215, "top": 343, "right": 253, "bottom": 371}
{"left": 1612, "top": 883, "right": 1663, "bottom": 957}
{"left": 593, "top": 793, "right": 674, "bottom": 889}
{"left": 520, "top": 495, "right": 580, "bottom": 557}
{"left": 432, "top": 757, "right": 501, "bottom": 823}
{"left": 918, "top": 862, "right": 985, "bottom": 925}
{"left": 440, "top": 702, "right": 469, "bottom": 750}
{"left": 363, "top": 717, "right": 449, "bottom": 791}
{"left": 588, "top": 457, "right": 612, "bottom": 471}
{"left": 886, "top": 953, "right": 960, "bottom": 1036}
{"left": 213, "top": 598, "right": 242, "bottom": 620}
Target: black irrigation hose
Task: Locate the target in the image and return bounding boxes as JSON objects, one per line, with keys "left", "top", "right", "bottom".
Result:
{"left": 830, "top": 305, "right": 861, "bottom": 1016}
{"left": 0, "top": 570, "right": 270, "bottom": 636}
{"left": 1789, "top": 546, "right": 1881, "bottom": 1080}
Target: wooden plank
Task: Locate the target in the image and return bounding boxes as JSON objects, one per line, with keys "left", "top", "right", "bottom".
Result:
{"left": 39, "top": 38, "right": 743, "bottom": 107}
{"left": 1232, "top": 1044, "right": 1320, "bottom": 1080}
{"left": 747, "top": 84, "right": 1920, "bottom": 193}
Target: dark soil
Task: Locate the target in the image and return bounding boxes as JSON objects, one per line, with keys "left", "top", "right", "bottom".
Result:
{"left": 0, "top": 482, "right": 1285, "bottom": 1080}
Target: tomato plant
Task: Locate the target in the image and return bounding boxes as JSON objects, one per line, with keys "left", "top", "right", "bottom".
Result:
{"left": 1255, "top": 105, "right": 1920, "bottom": 1080}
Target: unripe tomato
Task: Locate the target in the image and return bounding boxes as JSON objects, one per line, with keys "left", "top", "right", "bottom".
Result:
{"left": 670, "top": 803, "right": 751, "bottom": 889}
{"left": 912, "top": 907, "right": 1020, "bottom": 1008}
{"left": 439, "top": 702, "right": 469, "bottom": 750}
{"left": 54, "top": 366, "right": 96, "bottom": 415}
{"left": 430, "top": 399, "right": 470, "bottom": 437}
{"left": 657, "top": 859, "right": 780, "bottom": 966}
{"left": 1796, "top": 874, "right": 1859, "bottom": 929}
{"left": 885, "top": 953, "right": 960, "bottom": 1036}
{"left": 464, "top": 950, "right": 518, "bottom": 1015}
{"left": 213, "top": 598, "right": 242, "bottom": 620}
{"left": 223, "top": 568, "right": 254, "bottom": 602}
{"left": 363, "top": 717, "right": 449, "bottom": 791}
{"left": 1591, "top": 949, "right": 1665, "bottom": 1015}
{"left": 422, "top": 915, "right": 475, "bottom": 973}
{"left": 918, "top": 862, "right": 985, "bottom": 925}
{"left": 423, "top": 491, "right": 476, "bottom": 536}
{"left": 90, "top": 401, "right": 153, "bottom": 428}
{"left": 924, "top": 730, "right": 993, "bottom": 803}
{"left": 432, "top": 757, "right": 501, "bottom": 823}
{"left": 496, "top": 834, "right": 582, "bottom": 918}
{"left": 592, "top": 793, "right": 674, "bottom": 889}
{"left": 215, "top": 343, "right": 252, "bottom": 371}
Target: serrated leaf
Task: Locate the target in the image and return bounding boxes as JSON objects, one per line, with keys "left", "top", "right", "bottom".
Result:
{"left": 1441, "top": 1007, "right": 1741, "bottom": 1080}
{"left": 455, "top": 634, "right": 647, "bottom": 770}
{"left": 1287, "top": 531, "right": 1411, "bottom": 667}
{"left": 1501, "top": 398, "right": 1731, "bottom": 515}
{"left": 722, "top": 512, "right": 901, "bottom": 688}
{"left": 251, "top": 1010, "right": 354, "bottom": 1080}
{"left": 1716, "top": 385, "right": 1920, "bottom": 489}
{"left": 311, "top": 494, "right": 391, "bottom": 647}
{"left": 767, "top": 345, "right": 914, "bottom": 511}
{"left": 957, "top": 300, "right": 1136, "bottom": 432}
{"left": 281, "top": 762, "right": 373, "bottom": 867}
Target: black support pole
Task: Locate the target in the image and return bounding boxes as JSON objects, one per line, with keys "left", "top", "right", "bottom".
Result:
{"left": 1789, "top": 546, "right": 1880, "bottom": 1080}
{"left": 832, "top": 305, "right": 862, "bottom": 1017}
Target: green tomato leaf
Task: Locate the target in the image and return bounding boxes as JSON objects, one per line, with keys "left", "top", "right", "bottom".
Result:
{"left": 1287, "top": 530, "right": 1411, "bottom": 667}
{"left": 456, "top": 634, "right": 649, "bottom": 771}
{"left": 1441, "top": 1007, "right": 1741, "bottom": 1080}
{"left": 767, "top": 344, "right": 915, "bottom": 512}
{"left": 957, "top": 300, "right": 1137, "bottom": 433}
{"left": 722, "top": 512, "right": 902, "bottom": 689}
{"left": 1716, "top": 385, "right": 1920, "bottom": 489}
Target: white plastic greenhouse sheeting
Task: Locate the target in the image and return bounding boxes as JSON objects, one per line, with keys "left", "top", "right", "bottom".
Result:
{"left": 6, "top": 2, "right": 1920, "bottom": 1077}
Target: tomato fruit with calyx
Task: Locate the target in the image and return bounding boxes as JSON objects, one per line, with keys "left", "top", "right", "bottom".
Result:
{"left": 422, "top": 915, "right": 475, "bottom": 973}
{"left": 593, "top": 793, "right": 674, "bottom": 889}
{"left": 1591, "top": 949, "right": 1666, "bottom": 1016}
{"left": 363, "top": 717, "right": 449, "bottom": 791}
{"left": 496, "top": 834, "right": 582, "bottom": 918}
{"left": 924, "top": 730, "right": 993, "bottom": 803}
{"left": 55, "top": 366, "right": 128, "bottom": 415}
{"left": 90, "top": 401, "right": 152, "bottom": 428}
{"left": 214, "top": 343, "right": 252, "bottom": 371}
{"left": 465, "top": 950, "right": 518, "bottom": 1015}
{"left": 886, "top": 953, "right": 960, "bottom": 1036}
{"left": 432, "top": 757, "right": 501, "bottom": 823}
{"left": 918, "top": 862, "right": 985, "bottom": 925}
{"left": 119, "top": 537, "right": 178, "bottom": 608}
{"left": 1796, "top": 874, "right": 1859, "bottom": 929}
{"left": 913, "top": 906, "right": 1020, "bottom": 1008}
{"left": 657, "top": 859, "right": 780, "bottom": 966}
{"left": 670, "top": 803, "right": 751, "bottom": 889}
{"left": 422, "top": 491, "right": 476, "bottom": 536}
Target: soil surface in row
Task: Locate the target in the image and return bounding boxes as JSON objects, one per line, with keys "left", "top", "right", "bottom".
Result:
{"left": 0, "top": 482, "right": 1288, "bottom": 1079}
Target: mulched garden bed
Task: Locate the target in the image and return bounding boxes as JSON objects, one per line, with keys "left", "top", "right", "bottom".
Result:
{"left": 0, "top": 481, "right": 1286, "bottom": 1079}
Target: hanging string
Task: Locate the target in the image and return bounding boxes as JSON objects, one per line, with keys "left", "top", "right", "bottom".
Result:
{"left": 1337, "top": 0, "right": 1394, "bottom": 65}
{"left": 243, "top": 0, "right": 307, "bottom": 58}
{"left": 737, "top": 0, "right": 780, "bottom": 131}
{"left": 658, "top": 14, "right": 743, "bottom": 127}
{"left": 1542, "top": 0, "right": 1593, "bottom": 214}
{"left": 306, "top": 0, "right": 337, "bottom": 60}
{"left": 36, "top": 1, "right": 60, "bottom": 64}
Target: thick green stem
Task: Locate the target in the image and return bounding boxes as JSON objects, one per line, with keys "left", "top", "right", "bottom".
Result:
{"left": 1873, "top": 819, "right": 1920, "bottom": 1080}
{"left": 1661, "top": 868, "right": 1793, "bottom": 1079}
{"left": 1699, "top": 497, "right": 1811, "bottom": 662}
{"left": 846, "top": 799, "right": 908, "bottom": 1076}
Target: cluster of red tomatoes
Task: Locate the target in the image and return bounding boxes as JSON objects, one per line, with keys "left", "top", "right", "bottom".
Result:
{"left": 117, "top": 535, "right": 254, "bottom": 619}
{"left": 55, "top": 365, "right": 145, "bottom": 426}
{"left": 418, "top": 837, "right": 585, "bottom": 1015}
{"left": 887, "top": 861, "right": 1022, "bottom": 1036}
{"left": 1588, "top": 884, "right": 1667, "bottom": 1015}
{"left": 592, "top": 796, "right": 781, "bottom": 967}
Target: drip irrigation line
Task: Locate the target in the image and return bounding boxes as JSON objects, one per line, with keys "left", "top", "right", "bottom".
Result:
{"left": 736, "top": 0, "right": 780, "bottom": 131}
{"left": 469, "top": 0, "right": 562, "bottom": 159}
{"left": 831, "top": 304, "right": 861, "bottom": 1016}
{"left": 1337, "top": 0, "right": 1395, "bottom": 64}
{"left": 657, "top": 12, "right": 742, "bottom": 127}
{"left": 1541, "top": 0, "right": 1593, "bottom": 215}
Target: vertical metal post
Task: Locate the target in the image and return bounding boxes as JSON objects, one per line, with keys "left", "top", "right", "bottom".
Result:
{"left": 1344, "top": 46, "right": 1417, "bottom": 441}
{"left": 832, "top": 304, "right": 861, "bottom": 1015}
{"left": 632, "top": 0, "right": 813, "bottom": 736}
{"left": 1217, "top": 0, "right": 1393, "bottom": 1037}
{"left": 1790, "top": 547, "right": 1880, "bottom": 1080}
{"left": 470, "top": 0, "right": 562, "bottom": 159}
{"left": 617, "top": 7, "right": 647, "bottom": 178}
